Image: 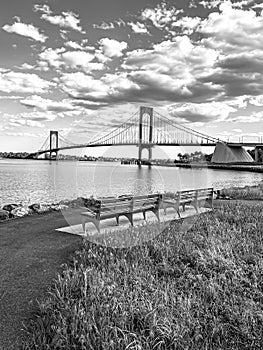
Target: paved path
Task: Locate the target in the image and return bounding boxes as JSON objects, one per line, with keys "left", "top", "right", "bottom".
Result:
{"left": 0, "top": 210, "right": 82, "bottom": 350}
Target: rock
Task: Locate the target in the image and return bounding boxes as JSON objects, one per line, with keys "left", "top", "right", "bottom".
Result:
{"left": 11, "top": 207, "right": 29, "bottom": 218}
{"left": 50, "top": 204, "right": 68, "bottom": 211}
{"left": 28, "top": 203, "right": 41, "bottom": 212}
{"left": 0, "top": 209, "right": 9, "bottom": 221}
{"left": 36, "top": 204, "right": 52, "bottom": 214}
{"left": 2, "top": 203, "right": 19, "bottom": 212}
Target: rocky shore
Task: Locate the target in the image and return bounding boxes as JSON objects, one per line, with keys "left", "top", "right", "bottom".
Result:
{"left": 0, "top": 197, "right": 101, "bottom": 222}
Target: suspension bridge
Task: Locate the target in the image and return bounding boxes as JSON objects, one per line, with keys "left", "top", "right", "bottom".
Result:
{"left": 27, "top": 106, "right": 263, "bottom": 163}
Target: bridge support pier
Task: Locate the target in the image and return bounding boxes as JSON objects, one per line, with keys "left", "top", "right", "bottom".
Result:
{"left": 138, "top": 144, "right": 153, "bottom": 163}
{"left": 254, "top": 146, "right": 263, "bottom": 162}
{"left": 138, "top": 106, "right": 154, "bottom": 163}
{"left": 50, "top": 130, "right": 59, "bottom": 159}
{"left": 212, "top": 142, "right": 254, "bottom": 163}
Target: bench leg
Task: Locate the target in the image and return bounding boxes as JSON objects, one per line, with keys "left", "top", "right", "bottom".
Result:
{"left": 124, "top": 213, "right": 133, "bottom": 226}
{"left": 82, "top": 217, "right": 86, "bottom": 233}
{"left": 182, "top": 203, "right": 186, "bottom": 212}
{"left": 143, "top": 211, "right": 146, "bottom": 220}
{"left": 116, "top": 215, "right": 119, "bottom": 226}
{"left": 81, "top": 217, "right": 100, "bottom": 233}
{"left": 175, "top": 205, "right": 181, "bottom": 218}
{"left": 151, "top": 209, "right": 160, "bottom": 222}
{"left": 193, "top": 201, "right": 199, "bottom": 213}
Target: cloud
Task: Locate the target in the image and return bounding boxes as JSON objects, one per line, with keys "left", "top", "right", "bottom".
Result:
{"left": 168, "top": 101, "right": 237, "bottom": 123}
{"left": 40, "top": 10, "right": 85, "bottom": 33}
{"left": 58, "top": 71, "right": 140, "bottom": 105}
{"left": 141, "top": 2, "right": 183, "bottom": 30}
{"left": 38, "top": 48, "right": 104, "bottom": 72}
{"left": 227, "top": 112, "right": 263, "bottom": 123}
{"left": 0, "top": 70, "right": 54, "bottom": 94}
{"left": 172, "top": 16, "right": 201, "bottom": 34}
{"left": 8, "top": 117, "right": 44, "bottom": 128}
{"left": 199, "top": 2, "right": 263, "bottom": 52}
{"left": 16, "top": 63, "right": 36, "bottom": 70}
{"left": 20, "top": 95, "right": 76, "bottom": 112}
{"left": 64, "top": 40, "right": 95, "bottom": 52}
{"left": 33, "top": 4, "right": 52, "bottom": 14}
{"left": 2, "top": 19, "right": 47, "bottom": 42}
{"left": 249, "top": 95, "right": 263, "bottom": 106}
{"left": 0, "top": 95, "right": 23, "bottom": 99}
{"left": 128, "top": 22, "right": 149, "bottom": 34}
{"left": 98, "top": 38, "right": 128, "bottom": 58}
{"left": 93, "top": 22, "right": 115, "bottom": 30}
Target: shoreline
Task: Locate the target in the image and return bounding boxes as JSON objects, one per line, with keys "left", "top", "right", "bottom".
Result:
{"left": 153, "top": 162, "right": 263, "bottom": 173}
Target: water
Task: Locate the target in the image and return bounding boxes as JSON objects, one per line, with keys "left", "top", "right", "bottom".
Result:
{"left": 1, "top": 159, "right": 263, "bottom": 206}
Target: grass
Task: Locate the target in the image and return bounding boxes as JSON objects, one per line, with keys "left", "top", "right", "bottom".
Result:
{"left": 221, "top": 181, "right": 263, "bottom": 200}
{"left": 22, "top": 202, "right": 263, "bottom": 349}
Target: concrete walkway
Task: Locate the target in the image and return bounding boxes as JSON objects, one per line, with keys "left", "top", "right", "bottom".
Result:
{"left": 0, "top": 210, "right": 82, "bottom": 350}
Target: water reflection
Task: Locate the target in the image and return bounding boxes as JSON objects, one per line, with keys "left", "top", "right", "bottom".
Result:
{"left": 0, "top": 159, "right": 263, "bottom": 206}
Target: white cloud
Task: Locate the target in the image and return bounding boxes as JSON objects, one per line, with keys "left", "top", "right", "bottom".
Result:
{"left": 248, "top": 95, "right": 263, "bottom": 106}
{"left": 168, "top": 101, "right": 236, "bottom": 123}
{"left": 98, "top": 38, "right": 128, "bottom": 58}
{"left": 58, "top": 71, "right": 140, "bottom": 104}
{"left": 16, "top": 63, "right": 35, "bottom": 70}
{"left": 64, "top": 40, "right": 84, "bottom": 50}
{"left": 199, "top": 2, "right": 263, "bottom": 52}
{"left": 41, "top": 10, "right": 85, "bottom": 33}
{"left": 115, "top": 18, "right": 126, "bottom": 27}
{"left": 172, "top": 16, "right": 201, "bottom": 34}
{"left": 227, "top": 112, "right": 263, "bottom": 123}
{"left": 128, "top": 22, "right": 149, "bottom": 34}
{"left": 93, "top": 22, "right": 115, "bottom": 30}
{"left": 38, "top": 48, "right": 104, "bottom": 72}
{"left": 3, "top": 19, "right": 47, "bottom": 42}
{"left": 141, "top": 2, "right": 183, "bottom": 29}
{"left": 8, "top": 117, "right": 44, "bottom": 128}
{"left": 0, "top": 70, "right": 54, "bottom": 94}
{"left": 33, "top": 4, "right": 52, "bottom": 14}
{"left": 0, "top": 95, "right": 23, "bottom": 99}
{"left": 20, "top": 95, "right": 76, "bottom": 112}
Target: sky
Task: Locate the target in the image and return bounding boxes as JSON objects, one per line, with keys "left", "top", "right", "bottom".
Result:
{"left": 1, "top": 0, "right": 263, "bottom": 154}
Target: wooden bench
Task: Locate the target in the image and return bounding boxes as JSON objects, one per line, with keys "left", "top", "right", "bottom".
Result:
{"left": 161, "top": 187, "right": 214, "bottom": 216}
{"left": 81, "top": 194, "right": 161, "bottom": 233}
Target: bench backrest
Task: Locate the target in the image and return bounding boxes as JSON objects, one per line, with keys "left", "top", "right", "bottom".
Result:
{"left": 93, "top": 188, "right": 213, "bottom": 215}
{"left": 163, "top": 187, "right": 213, "bottom": 203}
{"left": 196, "top": 188, "right": 213, "bottom": 199}
{"left": 99, "top": 197, "right": 132, "bottom": 214}
{"left": 132, "top": 194, "right": 161, "bottom": 209}
{"left": 97, "top": 194, "right": 161, "bottom": 214}
{"left": 179, "top": 189, "right": 196, "bottom": 201}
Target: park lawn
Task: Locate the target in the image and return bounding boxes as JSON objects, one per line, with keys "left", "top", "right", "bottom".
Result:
{"left": 23, "top": 202, "right": 263, "bottom": 350}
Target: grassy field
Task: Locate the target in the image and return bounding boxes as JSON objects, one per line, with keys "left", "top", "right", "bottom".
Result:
{"left": 22, "top": 202, "right": 263, "bottom": 349}
{"left": 221, "top": 181, "right": 263, "bottom": 200}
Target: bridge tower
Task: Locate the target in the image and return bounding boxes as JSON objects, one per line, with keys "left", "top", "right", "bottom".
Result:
{"left": 49, "top": 130, "right": 59, "bottom": 159}
{"left": 138, "top": 106, "right": 154, "bottom": 163}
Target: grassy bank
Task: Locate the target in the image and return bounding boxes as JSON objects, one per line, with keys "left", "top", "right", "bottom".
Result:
{"left": 221, "top": 181, "right": 263, "bottom": 200}
{"left": 22, "top": 202, "right": 263, "bottom": 349}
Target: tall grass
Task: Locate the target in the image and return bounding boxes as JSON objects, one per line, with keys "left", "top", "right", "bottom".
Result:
{"left": 221, "top": 181, "right": 263, "bottom": 200}
{"left": 22, "top": 202, "right": 263, "bottom": 349}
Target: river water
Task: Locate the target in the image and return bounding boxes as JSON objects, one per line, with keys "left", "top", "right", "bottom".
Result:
{"left": 1, "top": 159, "right": 263, "bottom": 206}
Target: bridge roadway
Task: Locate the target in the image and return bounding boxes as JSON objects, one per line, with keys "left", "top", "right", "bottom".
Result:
{"left": 30, "top": 141, "right": 263, "bottom": 158}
